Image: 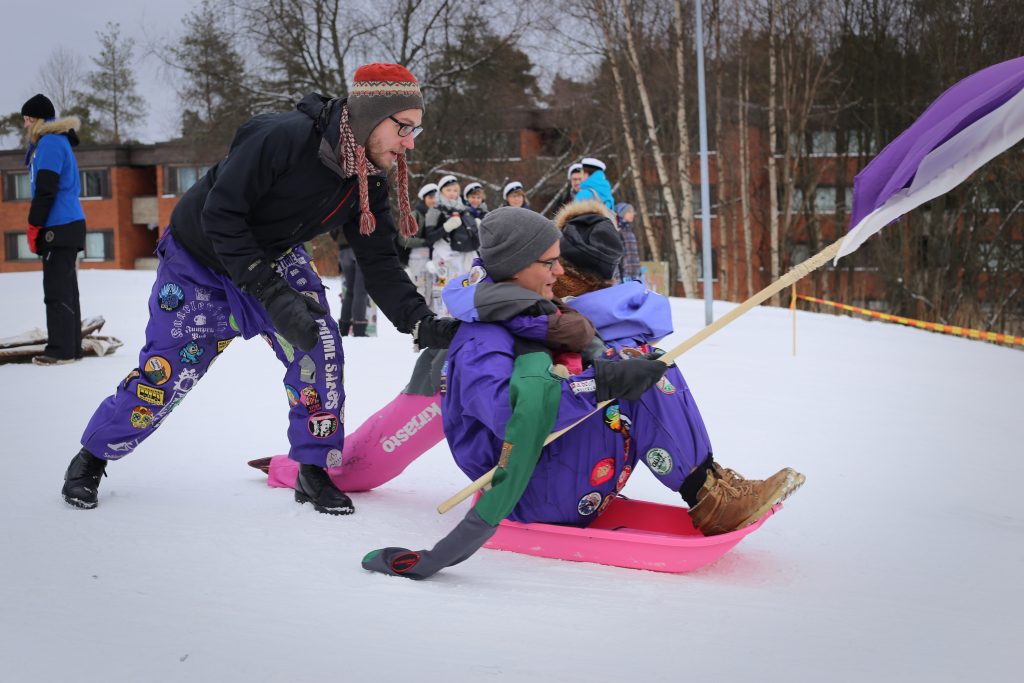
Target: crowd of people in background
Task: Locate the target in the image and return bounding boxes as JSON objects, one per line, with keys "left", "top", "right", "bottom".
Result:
{"left": 347, "top": 156, "right": 647, "bottom": 320}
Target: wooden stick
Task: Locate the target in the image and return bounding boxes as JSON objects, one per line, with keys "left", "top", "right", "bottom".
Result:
{"left": 437, "top": 238, "right": 845, "bottom": 514}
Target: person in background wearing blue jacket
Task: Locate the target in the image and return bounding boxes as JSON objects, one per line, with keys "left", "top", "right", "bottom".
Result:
{"left": 21, "top": 94, "right": 87, "bottom": 366}
{"left": 574, "top": 157, "right": 615, "bottom": 212}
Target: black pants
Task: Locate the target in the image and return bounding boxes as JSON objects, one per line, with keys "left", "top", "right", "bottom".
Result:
{"left": 41, "top": 247, "right": 82, "bottom": 359}
{"left": 338, "top": 247, "right": 369, "bottom": 332}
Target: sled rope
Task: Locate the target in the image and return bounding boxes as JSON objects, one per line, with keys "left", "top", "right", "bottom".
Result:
{"left": 438, "top": 237, "right": 845, "bottom": 514}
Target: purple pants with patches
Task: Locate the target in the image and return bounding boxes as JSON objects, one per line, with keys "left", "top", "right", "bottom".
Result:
{"left": 513, "top": 366, "right": 712, "bottom": 526}
{"left": 80, "top": 232, "right": 346, "bottom": 467}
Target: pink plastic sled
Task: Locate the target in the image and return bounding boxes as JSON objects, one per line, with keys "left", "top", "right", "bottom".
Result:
{"left": 484, "top": 497, "right": 779, "bottom": 573}
{"left": 266, "top": 393, "right": 444, "bottom": 492}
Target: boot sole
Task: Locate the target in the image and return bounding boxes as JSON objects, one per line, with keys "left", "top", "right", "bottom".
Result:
{"left": 62, "top": 494, "right": 97, "bottom": 510}
{"left": 295, "top": 490, "right": 354, "bottom": 515}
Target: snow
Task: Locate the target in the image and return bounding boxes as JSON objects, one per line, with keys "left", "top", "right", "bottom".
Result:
{"left": 1, "top": 269, "right": 1021, "bottom": 682}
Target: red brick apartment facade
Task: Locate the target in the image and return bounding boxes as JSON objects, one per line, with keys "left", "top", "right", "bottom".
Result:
{"left": 0, "top": 143, "right": 222, "bottom": 273}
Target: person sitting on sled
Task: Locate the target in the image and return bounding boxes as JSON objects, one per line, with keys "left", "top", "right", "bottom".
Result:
{"left": 362, "top": 204, "right": 804, "bottom": 579}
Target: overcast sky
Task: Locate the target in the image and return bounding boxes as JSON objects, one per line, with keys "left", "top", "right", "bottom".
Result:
{"left": 1, "top": 0, "right": 202, "bottom": 147}
{"left": 1, "top": 1, "right": 591, "bottom": 150}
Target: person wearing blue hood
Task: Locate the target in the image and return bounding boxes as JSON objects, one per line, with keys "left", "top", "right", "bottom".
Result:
{"left": 573, "top": 157, "right": 615, "bottom": 212}
{"left": 362, "top": 203, "right": 804, "bottom": 579}
{"left": 21, "top": 94, "right": 87, "bottom": 366}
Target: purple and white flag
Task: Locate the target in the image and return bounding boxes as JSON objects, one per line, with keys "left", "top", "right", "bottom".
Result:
{"left": 837, "top": 57, "right": 1024, "bottom": 261}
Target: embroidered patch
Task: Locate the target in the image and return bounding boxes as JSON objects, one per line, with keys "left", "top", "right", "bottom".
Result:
{"left": 604, "top": 404, "right": 622, "bottom": 431}
{"left": 656, "top": 376, "right": 676, "bottom": 395}
{"left": 307, "top": 412, "right": 339, "bottom": 438}
{"left": 136, "top": 384, "right": 165, "bottom": 405}
{"left": 285, "top": 385, "right": 300, "bottom": 407}
{"left": 326, "top": 448, "right": 343, "bottom": 468}
{"left": 467, "top": 265, "right": 487, "bottom": 285}
{"left": 299, "top": 355, "right": 316, "bottom": 383}
{"left": 130, "top": 405, "right": 154, "bottom": 429}
{"left": 179, "top": 341, "right": 205, "bottom": 365}
{"left": 217, "top": 338, "right": 233, "bottom": 353}
{"left": 121, "top": 368, "right": 140, "bottom": 390}
{"left": 577, "top": 491, "right": 602, "bottom": 516}
{"left": 570, "top": 379, "right": 597, "bottom": 395}
{"left": 300, "top": 386, "right": 322, "bottom": 413}
{"left": 590, "top": 458, "right": 616, "bottom": 486}
{"left": 616, "top": 465, "right": 633, "bottom": 491}
{"left": 645, "top": 448, "right": 674, "bottom": 475}
{"left": 142, "top": 356, "right": 172, "bottom": 386}
{"left": 158, "top": 283, "right": 185, "bottom": 311}
{"left": 390, "top": 551, "right": 421, "bottom": 574}
{"left": 194, "top": 287, "right": 211, "bottom": 302}
{"left": 171, "top": 300, "right": 228, "bottom": 341}
{"left": 619, "top": 346, "right": 645, "bottom": 359}
{"left": 598, "top": 493, "right": 615, "bottom": 515}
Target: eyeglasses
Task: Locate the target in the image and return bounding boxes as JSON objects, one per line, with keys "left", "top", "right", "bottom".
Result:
{"left": 535, "top": 257, "right": 561, "bottom": 270}
{"left": 389, "top": 115, "right": 424, "bottom": 139}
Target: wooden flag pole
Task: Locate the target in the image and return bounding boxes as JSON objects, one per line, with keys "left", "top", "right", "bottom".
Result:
{"left": 437, "top": 238, "right": 845, "bottom": 514}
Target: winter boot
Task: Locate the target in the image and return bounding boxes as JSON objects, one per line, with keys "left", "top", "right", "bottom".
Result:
{"left": 712, "top": 463, "right": 806, "bottom": 497}
{"left": 351, "top": 320, "right": 368, "bottom": 337}
{"left": 294, "top": 463, "right": 355, "bottom": 515}
{"left": 62, "top": 448, "right": 107, "bottom": 509}
{"left": 337, "top": 319, "right": 351, "bottom": 336}
{"left": 688, "top": 464, "right": 805, "bottom": 536}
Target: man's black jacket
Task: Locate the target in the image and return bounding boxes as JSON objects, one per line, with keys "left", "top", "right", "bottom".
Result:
{"left": 168, "top": 93, "right": 431, "bottom": 333}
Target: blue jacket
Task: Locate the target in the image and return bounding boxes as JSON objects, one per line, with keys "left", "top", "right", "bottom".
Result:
{"left": 27, "top": 117, "right": 85, "bottom": 228}
{"left": 574, "top": 170, "right": 614, "bottom": 211}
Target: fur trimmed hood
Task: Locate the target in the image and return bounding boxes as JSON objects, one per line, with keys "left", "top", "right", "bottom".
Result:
{"left": 30, "top": 116, "right": 81, "bottom": 145}
{"left": 553, "top": 199, "right": 615, "bottom": 230}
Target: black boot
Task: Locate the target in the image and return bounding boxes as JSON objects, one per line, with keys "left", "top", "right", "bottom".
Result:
{"left": 337, "top": 319, "right": 351, "bottom": 336}
{"left": 62, "top": 448, "right": 107, "bottom": 509}
{"left": 352, "top": 320, "right": 368, "bottom": 337}
{"left": 295, "top": 464, "right": 355, "bottom": 515}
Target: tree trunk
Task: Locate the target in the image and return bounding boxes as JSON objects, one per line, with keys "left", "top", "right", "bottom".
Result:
{"left": 670, "top": 0, "right": 698, "bottom": 297}
{"left": 711, "top": 0, "right": 729, "bottom": 300}
{"left": 738, "top": 14, "right": 754, "bottom": 299}
{"left": 767, "top": 0, "right": 781, "bottom": 305}
{"left": 599, "top": 10, "right": 659, "bottom": 261}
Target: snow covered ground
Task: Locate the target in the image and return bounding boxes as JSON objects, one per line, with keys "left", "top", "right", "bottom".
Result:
{"left": 1, "top": 269, "right": 1021, "bottom": 682}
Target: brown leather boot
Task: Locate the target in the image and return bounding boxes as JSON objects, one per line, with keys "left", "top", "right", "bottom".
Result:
{"left": 688, "top": 465, "right": 805, "bottom": 536}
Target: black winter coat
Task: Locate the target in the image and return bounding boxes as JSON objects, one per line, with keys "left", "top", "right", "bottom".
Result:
{"left": 168, "top": 93, "right": 431, "bottom": 333}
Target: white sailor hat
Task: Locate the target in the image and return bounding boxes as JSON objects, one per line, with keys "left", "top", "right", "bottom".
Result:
{"left": 502, "top": 181, "right": 524, "bottom": 199}
{"left": 580, "top": 157, "right": 606, "bottom": 171}
{"left": 437, "top": 174, "right": 459, "bottom": 189}
{"left": 462, "top": 182, "right": 483, "bottom": 199}
{"left": 417, "top": 183, "right": 439, "bottom": 200}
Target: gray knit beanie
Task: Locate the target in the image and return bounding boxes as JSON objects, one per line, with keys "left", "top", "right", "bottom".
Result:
{"left": 479, "top": 207, "right": 562, "bottom": 282}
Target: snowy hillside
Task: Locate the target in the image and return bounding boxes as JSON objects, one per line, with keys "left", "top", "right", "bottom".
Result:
{"left": 1, "top": 269, "right": 1021, "bottom": 682}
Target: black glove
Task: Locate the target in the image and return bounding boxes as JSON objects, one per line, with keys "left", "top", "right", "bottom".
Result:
{"left": 249, "top": 271, "right": 327, "bottom": 353}
{"left": 414, "top": 315, "right": 461, "bottom": 350}
{"left": 594, "top": 358, "right": 668, "bottom": 402}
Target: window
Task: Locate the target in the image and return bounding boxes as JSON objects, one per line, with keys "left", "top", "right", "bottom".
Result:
{"left": 813, "top": 187, "right": 838, "bottom": 213}
{"left": 810, "top": 130, "right": 837, "bottom": 156}
{"left": 80, "top": 169, "right": 110, "bottom": 198}
{"left": 694, "top": 248, "right": 719, "bottom": 281}
{"left": 81, "top": 230, "right": 114, "bottom": 261}
{"left": 845, "top": 131, "right": 876, "bottom": 156}
{"left": 3, "top": 172, "right": 32, "bottom": 201}
{"left": 692, "top": 184, "right": 717, "bottom": 216}
{"left": 164, "top": 165, "right": 210, "bottom": 195}
{"left": 4, "top": 232, "right": 36, "bottom": 260}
